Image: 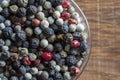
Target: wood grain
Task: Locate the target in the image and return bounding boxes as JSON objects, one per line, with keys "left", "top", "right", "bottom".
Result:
{"left": 76, "top": 0, "right": 120, "bottom": 80}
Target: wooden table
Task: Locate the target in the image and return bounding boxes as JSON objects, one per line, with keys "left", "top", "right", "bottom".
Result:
{"left": 76, "top": 0, "right": 120, "bottom": 80}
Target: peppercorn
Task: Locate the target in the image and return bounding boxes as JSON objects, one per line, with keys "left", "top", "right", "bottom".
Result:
{"left": 18, "top": 47, "right": 28, "bottom": 56}
{"left": 50, "top": 24, "right": 59, "bottom": 33}
{"left": 32, "top": 18, "right": 40, "bottom": 26}
{"left": 28, "top": 53, "right": 37, "bottom": 61}
{"left": 34, "top": 59, "right": 40, "bottom": 66}
{"left": 36, "top": 12, "right": 45, "bottom": 20}
{"left": 12, "top": 61, "right": 21, "bottom": 69}
{"left": 54, "top": 42, "right": 63, "bottom": 52}
{"left": 37, "top": 0, "right": 46, "bottom": 5}
{"left": 44, "top": 1, "right": 52, "bottom": 9}
{"left": 61, "top": 11, "right": 70, "bottom": 20}
{"left": 30, "top": 38, "right": 39, "bottom": 48}
{"left": 64, "top": 72, "right": 71, "bottom": 80}
{"left": 2, "top": 26, "right": 13, "bottom": 38}
{"left": 71, "top": 66, "right": 80, "bottom": 76}
{"left": 73, "top": 32, "right": 81, "bottom": 40}
{"left": 25, "top": 27, "right": 33, "bottom": 36}
{"left": 34, "top": 27, "right": 42, "bottom": 35}
{"left": 53, "top": 11, "right": 60, "bottom": 19}
{"left": 15, "top": 30, "right": 26, "bottom": 41}
{"left": 46, "top": 44, "right": 54, "bottom": 52}
{"left": 5, "top": 20, "right": 11, "bottom": 27}
{"left": 28, "top": 0, "right": 35, "bottom": 5}
{"left": 25, "top": 20, "right": 32, "bottom": 26}
{"left": 43, "top": 28, "right": 54, "bottom": 37}
{"left": 50, "top": 0, "right": 63, "bottom": 7}
{"left": 69, "top": 24, "right": 77, "bottom": 32}
{"left": 38, "top": 63, "right": 45, "bottom": 70}
{"left": 64, "top": 33, "right": 73, "bottom": 43}
{"left": 56, "top": 18, "right": 64, "bottom": 26}
{"left": 1, "top": 0, "right": 9, "bottom": 8}
{"left": 2, "top": 8, "right": 10, "bottom": 18}
{"left": 27, "top": 5, "right": 37, "bottom": 15}
{"left": 25, "top": 73, "right": 32, "bottom": 80}
{"left": 19, "top": 65, "right": 27, "bottom": 74}
{"left": 10, "top": 53, "right": 19, "bottom": 61}
{"left": 1, "top": 51, "right": 10, "bottom": 60}
{"left": 59, "top": 24, "right": 69, "bottom": 33}
{"left": 54, "top": 72, "right": 63, "bottom": 80}
{"left": 53, "top": 53, "right": 61, "bottom": 62}
{"left": 72, "top": 12, "right": 80, "bottom": 19}
{"left": 0, "top": 61, "right": 6, "bottom": 67}
{"left": 23, "top": 41, "right": 29, "bottom": 48}
{"left": 41, "top": 20, "right": 49, "bottom": 29}
{"left": 71, "top": 40, "right": 80, "bottom": 48}
{"left": 37, "top": 6, "right": 43, "bottom": 12}
{"left": 22, "top": 56, "right": 31, "bottom": 66}
{"left": 10, "top": 76, "right": 18, "bottom": 80}
{"left": 76, "top": 23, "right": 85, "bottom": 32}
{"left": 40, "top": 71, "right": 49, "bottom": 80}
{"left": 47, "top": 16, "right": 54, "bottom": 24}
{"left": 66, "top": 55, "right": 77, "bottom": 66}
{"left": 0, "top": 15, "right": 5, "bottom": 23}
{"left": 9, "top": 5, "right": 18, "bottom": 14}
{"left": 62, "top": 0, "right": 70, "bottom": 8}
{"left": 80, "top": 41, "right": 88, "bottom": 53}
{"left": 18, "top": 0, "right": 28, "bottom": 7}
{"left": 0, "top": 39, "right": 5, "bottom": 47}
{"left": 56, "top": 5, "right": 63, "bottom": 13}
{"left": 41, "top": 52, "right": 52, "bottom": 61}
{"left": 17, "top": 7, "right": 26, "bottom": 17}
{"left": 0, "top": 23, "right": 5, "bottom": 30}
{"left": 30, "top": 67, "right": 38, "bottom": 75}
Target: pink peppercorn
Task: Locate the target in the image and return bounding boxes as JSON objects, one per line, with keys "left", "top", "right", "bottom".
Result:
{"left": 71, "top": 66, "right": 80, "bottom": 76}
{"left": 68, "top": 18, "right": 78, "bottom": 24}
{"left": 71, "top": 40, "right": 80, "bottom": 48}
{"left": 41, "top": 52, "right": 53, "bottom": 61}
{"left": 32, "top": 19, "right": 40, "bottom": 26}
{"left": 62, "top": 1, "right": 70, "bottom": 8}
{"left": 34, "top": 59, "right": 41, "bottom": 66}
{"left": 22, "top": 56, "right": 31, "bottom": 66}
{"left": 61, "top": 11, "right": 70, "bottom": 20}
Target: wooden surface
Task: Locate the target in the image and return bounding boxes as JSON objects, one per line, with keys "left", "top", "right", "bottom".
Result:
{"left": 76, "top": 0, "right": 120, "bottom": 80}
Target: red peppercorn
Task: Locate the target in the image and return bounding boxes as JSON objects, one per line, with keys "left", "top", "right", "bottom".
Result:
{"left": 22, "top": 56, "right": 31, "bottom": 66}
{"left": 62, "top": 1, "right": 70, "bottom": 8}
{"left": 68, "top": 18, "right": 78, "bottom": 24}
{"left": 61, "top": 11, "right": 70, "bottom": 20}
{"left": 71, "top": 40, "right": 80, "bottom": 48}
{"left": 34, "top": 59, "right": 41, "bottom": 66}
{"left": 32, "top": 19, "right": 40, "bottom": 26}
{"left": 18, "top": 19, "right": 24, "bottom": 26}
{"left": 71, "top": 66, "right": 80, "bottom": 76}
{"left": 41, "top": 52, "right": 52, "bottom": 61}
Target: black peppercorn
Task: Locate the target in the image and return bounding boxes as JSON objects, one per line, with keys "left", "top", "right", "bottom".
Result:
{"left": 50, "top": 24, "right": 59, "bottom": 33}
{"left": 59, "top": 24, "right": 69, "bottom": 33}
{"left": 1, "top": 51, "right": 10, "bottom": 60}
{"left": 2, "top": 27, "right": 13, "bottom": 38}
{"left": 54, "top": 42, "right": 63, "bottom": 52}
{"left": 0, "top": 39, "right": 5, "bottom": 47}
{"left": 15, "top": 30, "right": 26, "bottom": 41}
{"left": 12, "top": 61, "right": 21, "bottom": 70}
{"left": 0, "top": 15, "right": 5, "bottom": 23}
{"left": 28, "top": 0, "right": 35, "bottom": 5}
{"left": 30, "top": 38, "right": 39, "bottom": 48}
{"left": 27, "top": 5, "right": 37, "bottom": 15}
{"left": 17, "top": 7, "right": 26, "bottom": 17}
{"left": 37, "top": 0, "right": 46, "bottom": 5}
{"left": 66, "top": 55, "right": 77, "bottom": 66}
{"left": 10, "top": 0, "right": 18, "bottom": 5}
{"left": 54, "top": 72, "right": 63, "bottom": 80}
{"left": 25, "top": 20, "right": 32, "bottom": 26}
{"left": 43, "top": 28, "right": 54, "bottom": 37}
{"left": 53, "top": 53, "right": 61, "bottom": 63}
{"left": 16, "top": 41, "right": 23, "bottom": 47}
{"left": 80, "top": 41, "right": 88, "bottom": 53}
{"left": 23, "top": 41, "right": 29, "bottom": 48}
{"left": 2, "top": 8, "right": 10, "bottom": 18}
{"left": 49, "top": 0, "right": 63, "bottom": 7}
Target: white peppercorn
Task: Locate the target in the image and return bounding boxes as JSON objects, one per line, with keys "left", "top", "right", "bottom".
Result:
{"left": 18, "top": 0, "right": 28, "bottom": 7}
{"left": 47, "top": 16, "right": 54, "bottom": 24}
{"left": 11, "top": 33, "right": 16, "bottom": 41}
{"left": 68, "top": 6, "right": 75, "bottom": 13}
{"left": 81, "top": 32, "right": 88, "bottom": 40}
{"left": 18, "top": 48, "right": 28, "bottom": 56}
{"left": 25, "top": 27, "right": 33, "bottom": 36}
{"left": 1, "top": 0, "right": 9, "bottom": 8}
{"left": 48, "top": 35, "right": 56, "bottom": 43}
{"left": 53, "top": 11, "right": 60, "bottom": 19}
{"left": 5, "top": 39, "right": 11, "bottom": 46}
{"left": 0, "top": 61, "right": 6, "bottom": 67}
{"left": 64, "top": 72, "right": 71, "bottom": 80}
{"left": 9, "top": 5, "right": 18, "bottom": 14}
{"left": 2, "top": 46, "right": 9, "bottom": 51}
{"left": 55, "top": 65, "right": 61, "bottom": 72}
{"left": 36, "top": 12, "right": 45, "bottom": 20}
{"left": 69, "top": 24, "right": 77, "bottom": 32}
{"left": 56, "top": 5, "right": 63, "bottom": 13}
{"left": 50, "top": 60, "right": 56, "bottom": 68}
{"left": 41, "top": 20, "right": 49, "bottom": 29}
{"left": 61, "top": 65, "right": 68, "bottom": 72}
{"left": 76, "top": 23, "right": 85, "bottom": 32}
{"left": 46, "top": 44, "right": 54, "bottom": 52}
{"left": 44, "top": 1, "right": 52, "bottom": 9}
{"left": 25, "top": 73, "right": 32, "bottom": 80}
{"left": 0, "top": 7, "right": 3, "bottom": 12}
{"left": 37, "top": 6, "right": 43, "bottom": 12}
{"left": 22, "top": 17, "right": 27, "bottom": 22}
{"left": 72, "top": 12, "right": 80, "bottom": 19}
{"left": 76, "top": 17, "right": 82, "bottom": 23}
{"left": 76, "top": 60, "right": 83, "bottom": 67}
{"left": 56, "top": 18, "right": 64, "bottom": 26}
{"left": 34, "top": 27, "right": 42, "bottom": 35}
{"left": 0, "top": 23, "right": 5, "bottom": 30}
{"left": 5, "top": 20, "right": 11, "bottom": 27}
{"left": 29, "top": 53, "right": 37, "bottom": 61}
{"left": 30, "top": 67, "right": 38, "bottom": 75}
{"left": 14, "top": 25, "right": 21, "bottom": 31}
{"left": 40, "top": 39, "right": 48, "bottom": 48}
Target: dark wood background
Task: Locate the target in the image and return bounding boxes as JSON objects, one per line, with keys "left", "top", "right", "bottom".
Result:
{"left": 76, "top": 0, "right": 120, "bottom": 80}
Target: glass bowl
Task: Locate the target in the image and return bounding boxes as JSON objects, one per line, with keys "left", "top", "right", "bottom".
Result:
{"left": 69, "top": 0, "right": 92, "bottom": 80}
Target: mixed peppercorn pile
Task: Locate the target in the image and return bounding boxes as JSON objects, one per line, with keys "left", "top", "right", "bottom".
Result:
{"left": 0, "top": 0, "right": 88, "bottom": 80}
